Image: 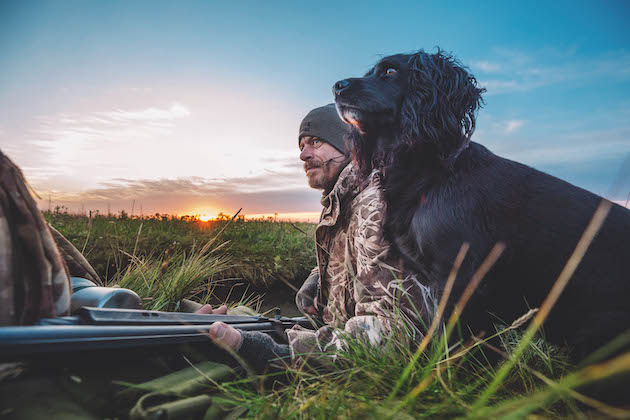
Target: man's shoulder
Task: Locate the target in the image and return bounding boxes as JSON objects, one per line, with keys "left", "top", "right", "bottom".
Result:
{"left": 334, "top": 162, "right": 359, "bottom": 195}
{"left": 351, "top": 169, "right": 384, "bottom": 209}
{"left": 318, "top": 163, "right": 385, "bottom": 229}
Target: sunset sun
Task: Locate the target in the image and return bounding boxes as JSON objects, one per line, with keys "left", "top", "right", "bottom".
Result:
{"left": 197, "top": 214, "right": 214, "bottom": 222}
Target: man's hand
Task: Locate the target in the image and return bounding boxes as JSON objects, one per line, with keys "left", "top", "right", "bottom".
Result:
{"left": 195, "top": 304, "right": 228, "bottom": 315}
{"left": 296, "top": 270, "right": 320, "bottom": 316}
{"left": 193, "top": 304, "right": 242, "bottom": 350}
{"left": 209, "top": 322, "right": 242, "bottom": 351}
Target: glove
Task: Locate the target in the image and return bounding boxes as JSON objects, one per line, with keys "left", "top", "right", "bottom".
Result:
{"left": 296, "top": 268, "right": 320, "bottom": 316}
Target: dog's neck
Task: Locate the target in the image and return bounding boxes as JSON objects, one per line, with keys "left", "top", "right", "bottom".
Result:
{"left": 348, "top": 127, "right": 400, "bottom": 178}
{"left": 349, "top": 126, "right": 449, "bottom": 180}
{"left": 349, "top": 127, "right": 455, "bottom": 271}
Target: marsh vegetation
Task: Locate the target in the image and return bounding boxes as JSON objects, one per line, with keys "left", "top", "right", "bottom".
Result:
{"left": 45, "top": 209, "right": 629, "bottom": 418}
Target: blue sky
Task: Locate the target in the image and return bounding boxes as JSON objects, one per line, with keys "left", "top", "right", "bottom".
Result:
{"left": 1, "top": 0, "right": 629, "bottom": 218}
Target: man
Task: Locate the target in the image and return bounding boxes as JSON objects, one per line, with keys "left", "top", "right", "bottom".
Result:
{"left": 209, "top": 104, "right": 435, "bottom": 370}
{"left": 296, "top": 104, "right": 352, "bottom": 317}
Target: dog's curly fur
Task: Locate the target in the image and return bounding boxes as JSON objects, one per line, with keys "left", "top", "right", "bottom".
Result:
{"left": 333, "top": 49, "right": 630, "bottom": 360}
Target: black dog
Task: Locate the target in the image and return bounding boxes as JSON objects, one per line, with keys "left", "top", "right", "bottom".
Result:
{"left": 333, "top": 49, "right": 630, "bottom": 360}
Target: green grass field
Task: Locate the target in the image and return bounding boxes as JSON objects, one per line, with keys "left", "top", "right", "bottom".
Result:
{"left": 44, "top": 207, "right": 316, "bottom": 311}
{"left": 44, "top": 209, "right": 630, "bottom": 418}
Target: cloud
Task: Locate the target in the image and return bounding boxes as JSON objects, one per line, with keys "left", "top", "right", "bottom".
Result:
{"left": 40, "top": 168, "right": 321, "bottom": 215}
{"left": 472, "top": 48, "right": 630, "bottom": 95}
{"left": 12, "top": 102, "right": 201, "bottom": 192}
{"left": 478, "top": 124, "right": 630, "bottom": 167}
{"left": 480, "top": 79, "right": 531, "bottom": 94}
{"left": 61, "top": 163, "right": 308, "bottom": 200}
{"left": 475, "top": 103, "right": 630, "bottom": 171}
{"left": 474, "top": 120, "right": 630, "bottom": 201}
{"left": 100, "top": 103, "right": 190, "bottom": 121}
{"left": 470, "top": 60, "right": 502, "bottom": 73}
{"left": 479, "top": 117, "right": 526, "bottom": 136}
{"left": 26, "top": 103, "right": 191, "bottom": 168}
{"left": 507, "top": 141, "right": 629, "bottom": 166}
{"left": 505, "top": 120, "right": 524, "bottom": 133}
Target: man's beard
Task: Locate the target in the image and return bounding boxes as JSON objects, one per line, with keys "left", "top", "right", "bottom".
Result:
{"left": 305, "top": 160, "right": 333, "bottom": 191}
{"left": 304, "top": 158, "right": 347, "bottom": 192}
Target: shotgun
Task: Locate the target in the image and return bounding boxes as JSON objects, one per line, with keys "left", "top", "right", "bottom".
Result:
{"left": 0, "top": 307, "right": 313, "bottom": 360}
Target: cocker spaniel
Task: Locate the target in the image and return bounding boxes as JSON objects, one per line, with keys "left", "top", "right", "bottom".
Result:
{"left": 333, "top": 49, "right": 630, "bottom": 360}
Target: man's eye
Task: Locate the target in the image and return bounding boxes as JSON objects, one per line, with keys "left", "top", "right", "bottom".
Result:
{"left": 385, "top": 68, "right": 397, "bottom": 76}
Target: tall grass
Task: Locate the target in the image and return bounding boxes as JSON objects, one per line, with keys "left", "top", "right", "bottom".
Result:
{"left": 209, "top": 318, "right": 630, "bottom": 419}
{"left": 115, "top": 239, "right": 233, "bottom": 311}
{"left": 45, "top": 207, "right": 630, "bottom": 418}
{"left": 204, "top": 309, "right": 629, "bottom": 419}
{"left": 44, "top": 208, "right": 316, "bottom": 290}
{"left": 207, "top": 200, "right": 629, "bottom": 418}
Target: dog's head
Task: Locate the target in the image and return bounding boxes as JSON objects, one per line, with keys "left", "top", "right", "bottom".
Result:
{"left": 333, "top": 49, "right": 485, "bottom": 174}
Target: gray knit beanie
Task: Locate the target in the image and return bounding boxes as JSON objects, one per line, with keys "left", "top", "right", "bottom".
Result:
{"left": 298, "top": 104, "right": 351, "bottom": 154}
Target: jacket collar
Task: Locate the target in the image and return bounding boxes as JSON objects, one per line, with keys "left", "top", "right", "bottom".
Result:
{"left": 319, "top": 162, "right": 369, "bottom": 227}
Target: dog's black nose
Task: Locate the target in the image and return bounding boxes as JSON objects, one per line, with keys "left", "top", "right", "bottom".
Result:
{"left": 333, "top": 79, "right": 350, "bottom": 95}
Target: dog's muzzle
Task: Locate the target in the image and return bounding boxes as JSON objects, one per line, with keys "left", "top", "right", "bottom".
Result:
{"left": 333, "top": 79, "right": 350, "bottom": 97}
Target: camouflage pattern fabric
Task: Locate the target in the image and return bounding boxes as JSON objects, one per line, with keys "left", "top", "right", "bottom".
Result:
{"left": 49, "top": 224, "right": 103, "bottom": 286}
{"left": 287, "top": 162, "right": 436, "bottom": 361}
{"left": 0, "top": 150, "right": 71, "bottom": 325}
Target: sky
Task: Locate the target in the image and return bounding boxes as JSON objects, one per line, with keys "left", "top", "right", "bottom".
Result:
{"left": 1, "top": 0, "right": 629, "bottom": 220}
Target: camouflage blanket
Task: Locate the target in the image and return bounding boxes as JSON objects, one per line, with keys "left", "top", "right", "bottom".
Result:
{"left": 287, "top": 162, "right": 436, "bottom": 361}
{"left": 0, "top": 150, "right": 71, "bottom": 325}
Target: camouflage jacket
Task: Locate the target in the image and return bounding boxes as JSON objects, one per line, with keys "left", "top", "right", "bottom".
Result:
{"left": 287, "top": 163, "right": 436, "bottom": 361}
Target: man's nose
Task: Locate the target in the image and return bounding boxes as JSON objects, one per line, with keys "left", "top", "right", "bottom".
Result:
{"left": 300, "top": 146, "right": 313, "bottom": 161}
{"left": 333, "top": 79, "right": 350, "bottom": 96}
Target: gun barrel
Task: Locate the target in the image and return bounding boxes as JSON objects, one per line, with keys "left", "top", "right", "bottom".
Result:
{"left": 0, "top": 322, "right": 277, "bottom": 358}
{"left": 77, "top": 307, "right": 267, "bottom": 326}
{"left": 0, "top": 307, "right": 316, "bottom": 360}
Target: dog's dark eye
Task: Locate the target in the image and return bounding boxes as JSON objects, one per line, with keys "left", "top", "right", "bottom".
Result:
{"left": 385, "top": 68, "right": 397, "bottom": 76}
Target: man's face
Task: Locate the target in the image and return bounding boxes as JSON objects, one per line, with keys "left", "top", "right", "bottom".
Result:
{"left": 299, "top": 136, "right": 346, "bottom": 191}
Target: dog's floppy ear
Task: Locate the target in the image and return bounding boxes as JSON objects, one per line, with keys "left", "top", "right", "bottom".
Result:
{"left": 400, "top": 49, "right": 486, "bottom": 166}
